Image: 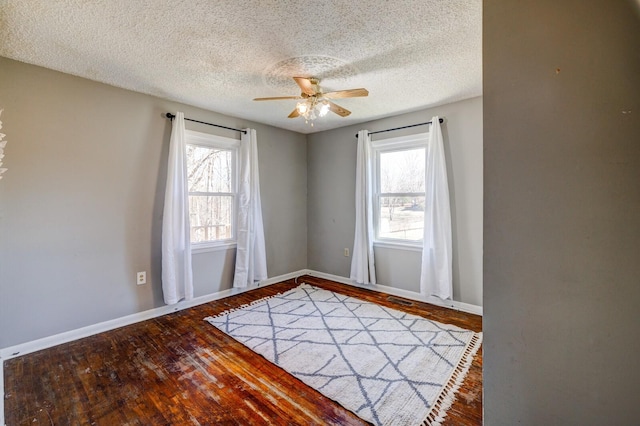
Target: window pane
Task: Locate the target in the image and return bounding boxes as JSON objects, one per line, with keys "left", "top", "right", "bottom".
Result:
{"left": 378, "top": 196, "right": 425, "bottom": 241}
{"left": 187, "top": 145, "right": 232, "bottom": 193}
{"left": 189, "top": 195, "right": 233, "bottom": 242}
{"left": 380, "top": 148, "right": 425, "bottom": 193}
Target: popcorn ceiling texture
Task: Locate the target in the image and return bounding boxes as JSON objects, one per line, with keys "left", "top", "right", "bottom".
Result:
{"left": 0, "top": 0, "right": 482, "bottom": 134}
{"left": 264, "top": 56, "right": 358, "bottom": 90}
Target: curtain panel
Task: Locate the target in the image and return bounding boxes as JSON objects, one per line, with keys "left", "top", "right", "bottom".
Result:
{"left": 233, "top": 128, "right": 268, "bottom": 288}
{"left": 420, "top": 116, "right": 453, "bottom": 299}
{"left": 350, "top": 129, "right": 377, "bottom": 285}
{"left": 161, "top": 111, "right": 194, "bottom": 304}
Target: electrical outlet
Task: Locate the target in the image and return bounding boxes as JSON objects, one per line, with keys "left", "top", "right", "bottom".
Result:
{"left": 137, "top": 271, "right": 146, "bottom": 285}
{"left": 344, "top": 248, "right": 350, "bottom": 257}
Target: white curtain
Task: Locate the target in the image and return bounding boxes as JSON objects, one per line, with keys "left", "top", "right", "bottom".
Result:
{"left": 420, "top": 116, "right": 453, "bottom": 299}
{"left": 350, "top": 130, "right": 377, "bottom": 284}
{"left": 233, "top": 128, "right": 268, "bottom": 288}
{"left": 162, "top": 112, "right": 193, "bottom": 304}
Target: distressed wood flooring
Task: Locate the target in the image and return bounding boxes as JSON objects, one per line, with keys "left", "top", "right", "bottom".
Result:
{"left": 4, "top": 276, "right": 482, "bottom": 425}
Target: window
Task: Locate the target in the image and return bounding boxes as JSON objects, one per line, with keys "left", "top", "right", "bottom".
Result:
{"left": 372, "top": 133, "right": 428, "bottom": 245}
{"left": 185, "top": 130, "right": 239, "bottom": 249}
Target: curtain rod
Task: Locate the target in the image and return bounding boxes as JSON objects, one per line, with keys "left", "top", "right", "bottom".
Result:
{"left": 355, "top": 118, "right": 444, "bottom": 138}
{"left": 165, "top": 113, "right": 247, "bottom": 134}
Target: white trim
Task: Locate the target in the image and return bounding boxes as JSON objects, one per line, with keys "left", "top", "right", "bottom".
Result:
{"left": 185, "top": 129, "right": 240, "bottom": 246}
{"left": 370, "top": 131, "right": 429, "bottom": 148}
{"left": 0, "top": 267, "right": 477, "bottom": 423}
{"left": 258, "top": 269, "right": 309, "bottom": 286}
{"left": 191, "top": 241, "right": 237, "bottom": 254}
{"left": 185, "top": 129, "right": 241, "bottom": 147}
{"left": 0, "top": 267, "right": 477, "bottom": 361}
{"left": 371, "top": 132, "right": 429, "bottom": 245}
{"left": 306, "top": 270, "right": 483, "bottom": 316}
{"left": 0, "top": 270, "right": 309, "bottom": 361}
{"left": 373, "top": 241, "right": 423, "bottom": 252}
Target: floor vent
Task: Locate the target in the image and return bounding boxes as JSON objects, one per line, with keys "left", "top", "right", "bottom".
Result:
{"left": 387, "top": 296, "right": 413, "bottom": 306}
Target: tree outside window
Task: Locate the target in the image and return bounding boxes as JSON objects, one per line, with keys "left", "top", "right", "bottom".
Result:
{"left": 185, "top": 132, "right": 238, "bottom": 246}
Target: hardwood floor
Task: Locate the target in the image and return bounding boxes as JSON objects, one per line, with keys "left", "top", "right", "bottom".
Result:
{"left": 4, "top": 276, "right": 482, "bottom": 425}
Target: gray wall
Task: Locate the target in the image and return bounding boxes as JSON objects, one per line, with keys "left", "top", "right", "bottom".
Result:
{"left": 484, "top": 1, "right": 640, "bottom": 424}
{"left": 307, "top": 97, "right": 483, "bottom": 306}
{"left": 0, "top": 58, "right": 307, "bottom": 348}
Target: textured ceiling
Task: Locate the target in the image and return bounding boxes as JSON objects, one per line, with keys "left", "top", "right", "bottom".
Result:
{"left": 0, "top": 0, "right": 482, "bottom": 134}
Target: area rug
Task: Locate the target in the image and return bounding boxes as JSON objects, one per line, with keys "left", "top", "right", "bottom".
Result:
{"left": 205, "top": 284, "right": 482, "bottom": 426}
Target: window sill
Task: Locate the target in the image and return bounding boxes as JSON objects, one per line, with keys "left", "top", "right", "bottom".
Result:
{"left": 373, "top": 241, "right": 423, "bottom": 252}
{"left": 191, "top": 242, "right": 237, "bottom": 254}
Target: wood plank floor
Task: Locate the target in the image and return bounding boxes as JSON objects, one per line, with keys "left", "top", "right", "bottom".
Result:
{"left": 4, "top": 276, "right": 482, "bottom": 425}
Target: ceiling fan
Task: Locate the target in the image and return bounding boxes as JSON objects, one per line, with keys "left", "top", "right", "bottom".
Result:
{"left": 253, "top": 77, "right": 369, "bottom": 122}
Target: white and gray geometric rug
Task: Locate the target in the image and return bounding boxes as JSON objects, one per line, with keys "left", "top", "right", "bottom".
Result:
{"left": 205, "top": 284, "right": 482, "bottom": 426}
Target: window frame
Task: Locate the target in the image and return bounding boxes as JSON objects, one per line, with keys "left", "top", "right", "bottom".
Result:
{"left": 371, "top": 132, "right": 429, "bottom": 249}
{"left": 184, "top": 130, "right": 240, "bottom": 253}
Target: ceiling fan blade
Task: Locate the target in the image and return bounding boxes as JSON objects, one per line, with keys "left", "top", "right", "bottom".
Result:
{"left": 328, "top": 101, "right": 351, "bottom": 117}
{"left": 293, "top": 77, "right": 316, "bottom": 96}
{"left": 288, "top": 108, "right": 300, "bottom": 118}
{"left": 253, "top": 96, "right": 302, "bottom": 101}
{"left": 323, "top": 88, "right": 369, "bottom": 99}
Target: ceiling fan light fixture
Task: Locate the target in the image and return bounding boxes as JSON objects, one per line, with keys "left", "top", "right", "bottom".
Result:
{"left": 254, "top": 76, "right": 365, "bottom": 123}
{"left": 296, "top": 97, "right": 330, "bottom": 124}
{"left": 318, "top": 100, "right": 330, "bottom": 117}
{"left": 296, "top": 102, "right": 308, "bottom": 114}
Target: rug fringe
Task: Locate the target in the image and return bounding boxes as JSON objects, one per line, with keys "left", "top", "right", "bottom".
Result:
{"left": 422, "top": 331, "right": 483, "bottom": 426}
{"left": 203, "top": 283, "right": 306, "bottom": 322}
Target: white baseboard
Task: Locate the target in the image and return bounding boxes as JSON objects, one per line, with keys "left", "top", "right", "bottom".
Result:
{"left": 0, "top": 271, "right": 311, "bottom": 425}
{"left": 259, "top": 270, "right": 309, "bottom": 286}
{"left": 0, "top": 268, "right": 478, "bottom": 361}
{"left": 305, "top": 270, "right": 483, "bottom": 316}
{"left": 0, "top": 270, "right": 308, "bottom": 361}
{"left": 0, "top": 267, "right": 478, "bottom": 425}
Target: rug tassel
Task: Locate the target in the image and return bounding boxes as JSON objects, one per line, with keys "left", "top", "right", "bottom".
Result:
{"left": 204, "top": 283, "right": 306, "bottom": 321}
{"left": 422, "top": 332, "right": 482, "bottom": 425}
